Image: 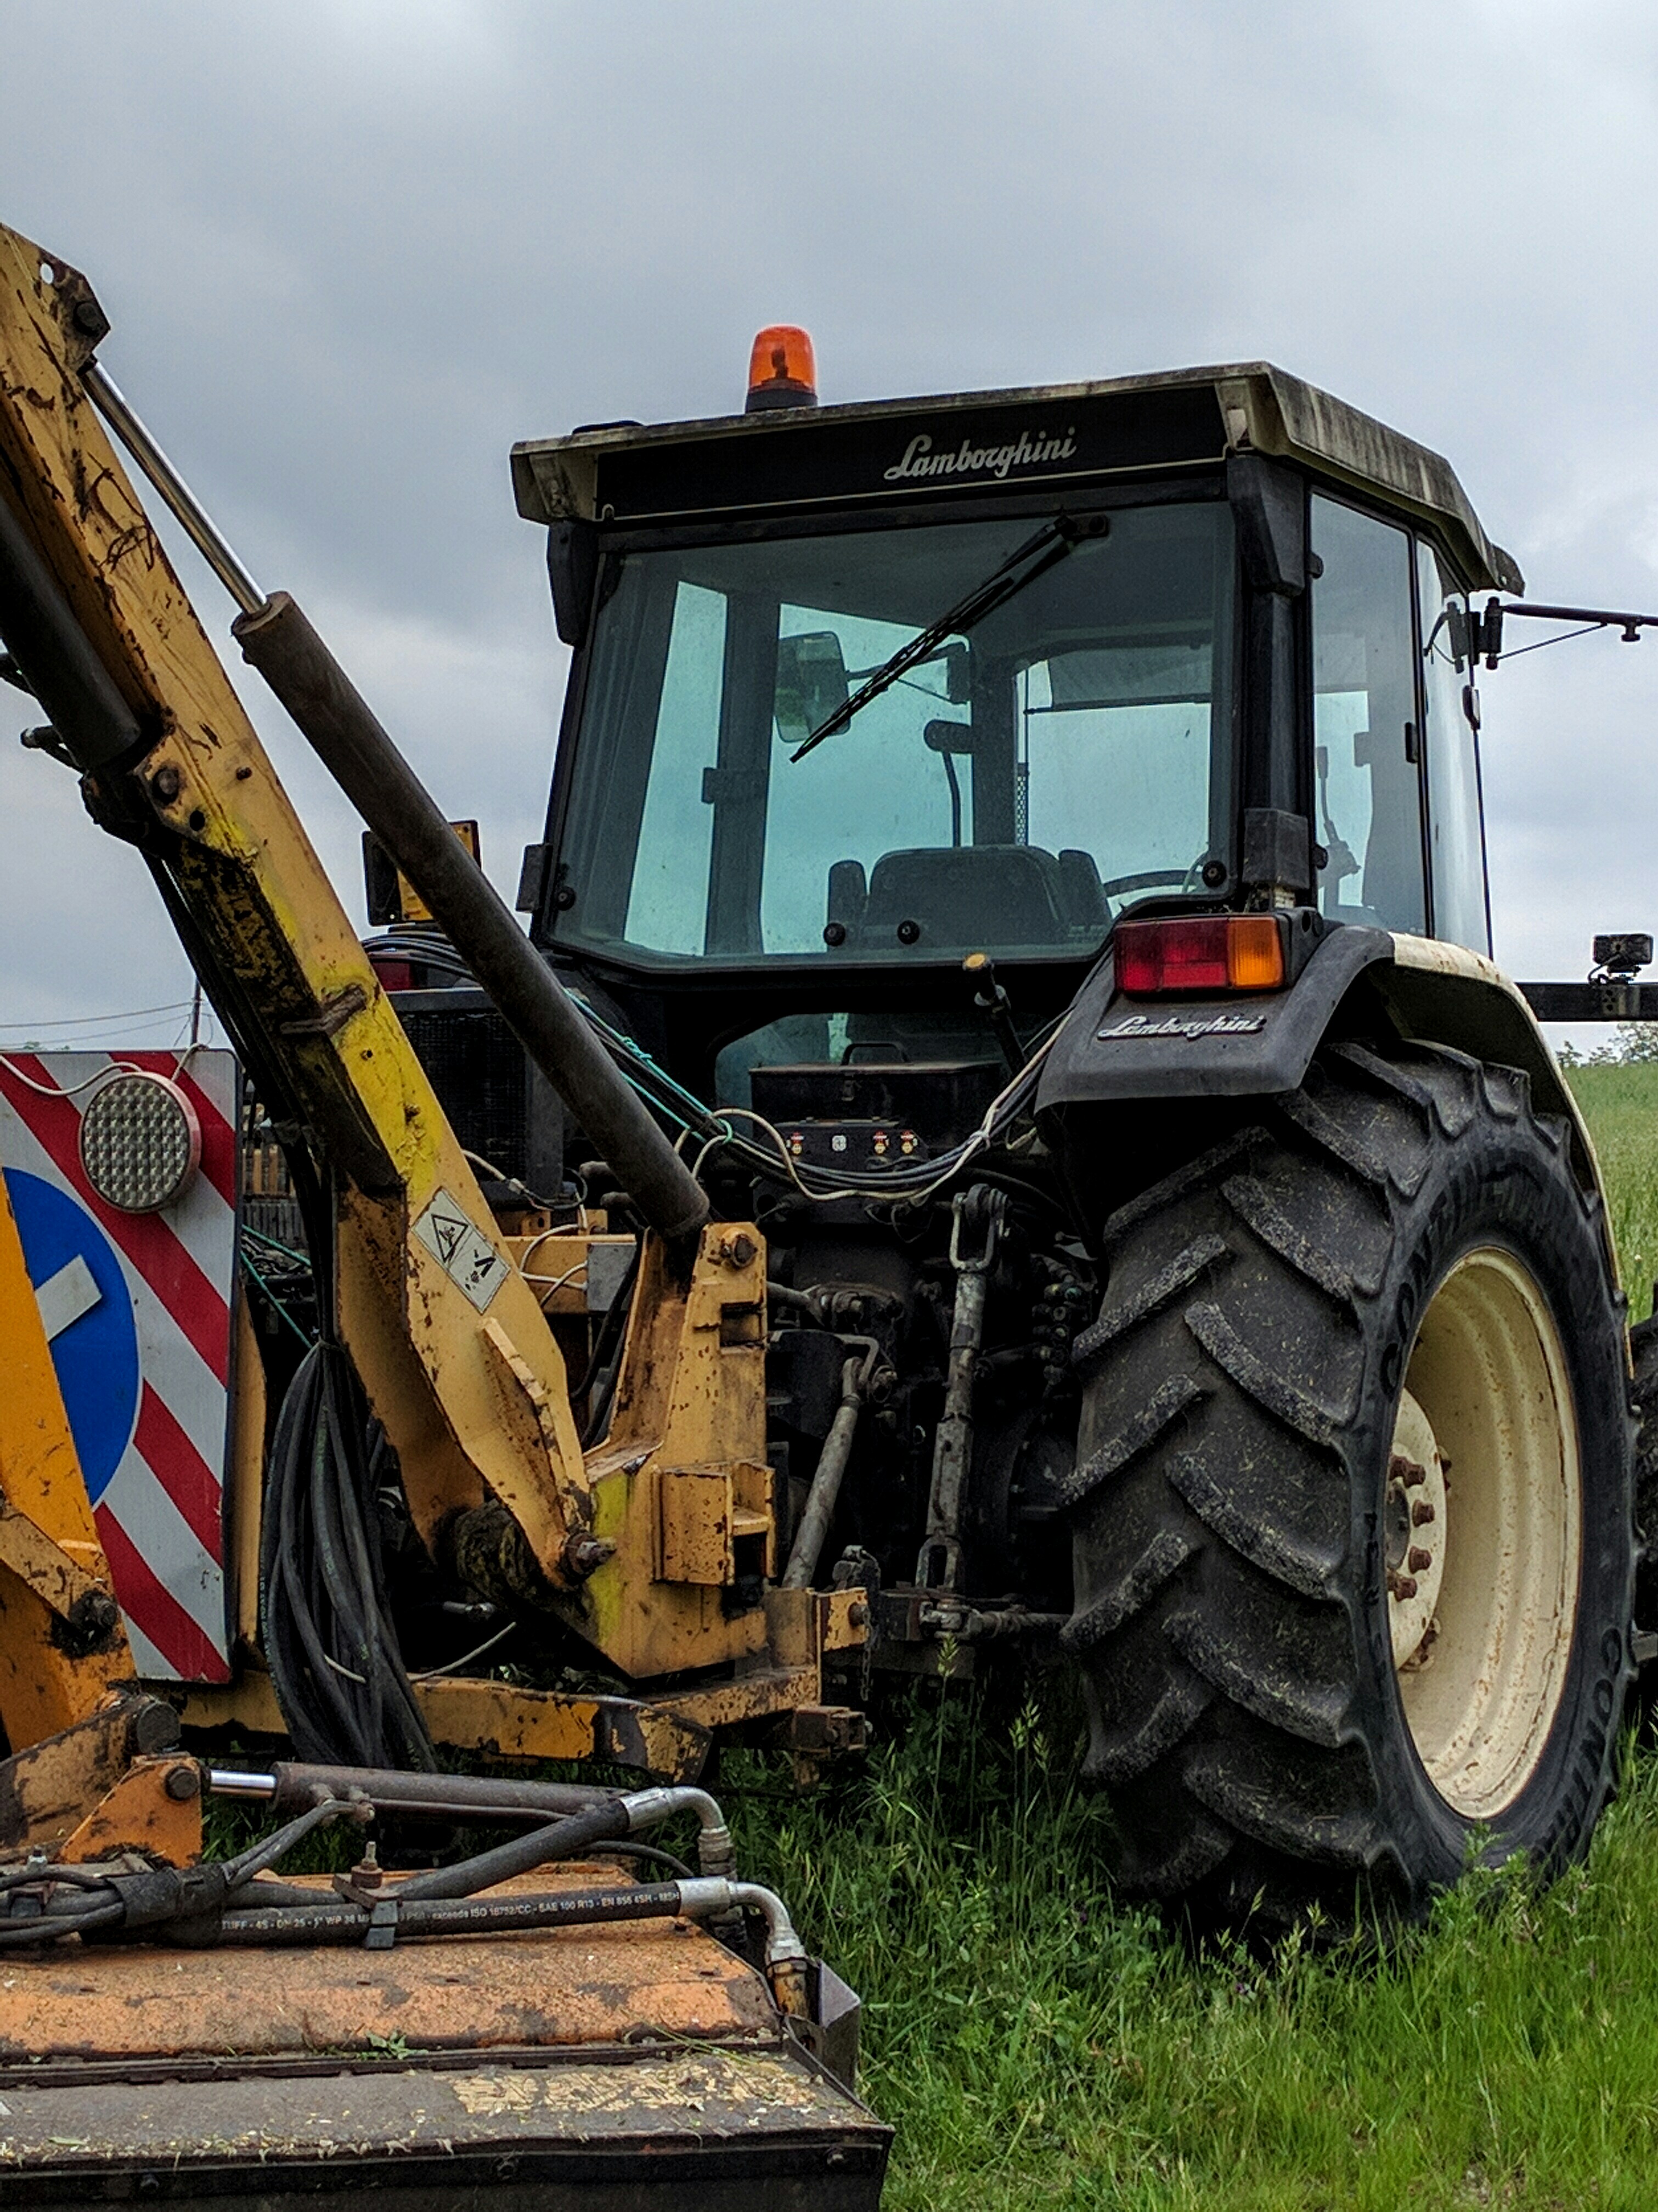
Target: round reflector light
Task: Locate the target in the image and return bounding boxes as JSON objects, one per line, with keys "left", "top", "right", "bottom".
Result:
{"left": 78, "top": 1070, "right": 202, "bottom": 1214}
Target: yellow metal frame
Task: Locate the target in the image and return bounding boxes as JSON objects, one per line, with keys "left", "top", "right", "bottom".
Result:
{"left": 0, "top": 1166, "right": 202, "bottom": 1858}
{"left": 0, "top": 222, "right": 864, "bottom": 1748}
{"left": 0, "top": 1160, "right": 132, "bottom": 1742}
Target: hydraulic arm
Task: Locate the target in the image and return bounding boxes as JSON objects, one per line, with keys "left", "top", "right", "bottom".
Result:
{"left": 0, "top": 223, "right": 824, "bottom": 1733}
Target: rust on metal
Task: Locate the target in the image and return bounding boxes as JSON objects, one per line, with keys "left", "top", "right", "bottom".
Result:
{"left": 55, "top": 1755, "right": 203, "bottom": 1865}
{"left": 0, "top": 1696, "right": 178, "bottom": 1858}
{"left": 0, "top": 1868, "right": 773, "bottom": 2063}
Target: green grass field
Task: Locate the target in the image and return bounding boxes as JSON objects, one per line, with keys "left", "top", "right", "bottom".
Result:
{"left": 1567, "top": 1062, "right": 1658, "bottom": 1325}
{"left": 719, "top": 1061, "right": 1658, "bottom": 2211}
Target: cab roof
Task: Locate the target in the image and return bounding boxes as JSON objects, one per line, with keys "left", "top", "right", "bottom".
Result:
{"left": 511, "top": 361, "right": 1521, "bottom": 595}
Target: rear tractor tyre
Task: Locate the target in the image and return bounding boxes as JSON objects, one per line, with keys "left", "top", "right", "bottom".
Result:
{"left": 1627, "top": 1310, "right": 1658, "bottom": 1658}
{"left": 1062, "top": 1041, "right": 1635, "bottom": 1929}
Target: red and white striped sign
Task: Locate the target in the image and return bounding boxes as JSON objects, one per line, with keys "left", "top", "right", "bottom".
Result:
{"left": 0, "top": 1049, "right": 238, "bottom": 1683}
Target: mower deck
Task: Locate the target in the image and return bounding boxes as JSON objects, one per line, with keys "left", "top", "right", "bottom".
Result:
{"left": 0, "top": 1865, "right": 889, "bottom": 2208}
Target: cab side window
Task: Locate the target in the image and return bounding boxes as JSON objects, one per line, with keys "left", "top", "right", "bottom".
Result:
{"left": 1416, "top": 543, "right": 1491, "bottom": 954}
{"left": 1310, "top": 497, "right": 1426, "bottom": 935}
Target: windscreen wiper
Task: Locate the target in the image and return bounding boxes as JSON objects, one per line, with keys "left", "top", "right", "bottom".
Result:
{"left": 788, "top": 511, "right": 1106, "bottom": 763}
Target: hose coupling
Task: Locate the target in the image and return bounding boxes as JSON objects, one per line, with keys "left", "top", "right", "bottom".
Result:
{"left": 623, "top": 1784, "right": 732, "bottom": 1875}
{"left": 673, "top": 1876, "right": 810, "bottom": 2012}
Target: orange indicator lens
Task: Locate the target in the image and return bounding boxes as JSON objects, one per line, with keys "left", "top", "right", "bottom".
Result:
{"left": 1227, "top": 915, "right": 1286, "bottom": 988}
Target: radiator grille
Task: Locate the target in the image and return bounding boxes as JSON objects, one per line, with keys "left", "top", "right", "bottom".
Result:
{"left": 398, "top": 1002, "right": 531, "bottom": 1183}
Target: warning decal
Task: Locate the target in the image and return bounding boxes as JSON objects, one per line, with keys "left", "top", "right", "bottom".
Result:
{"left": 413, "top": 1187, "right": 509, "bottom": 1312}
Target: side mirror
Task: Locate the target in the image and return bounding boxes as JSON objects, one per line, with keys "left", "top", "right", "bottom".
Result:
{"left": 775, "top": 631, "right": 850, "bottom": 747}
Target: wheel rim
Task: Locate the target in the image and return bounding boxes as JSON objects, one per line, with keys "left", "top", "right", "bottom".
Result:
{"left": 1388, "top": 1246, "right": 1582, "bottom": 1821}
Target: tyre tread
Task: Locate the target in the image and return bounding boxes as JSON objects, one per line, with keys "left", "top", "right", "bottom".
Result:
{"left": 1063, "top": 1037, "right": 1632, "bottom": 1928}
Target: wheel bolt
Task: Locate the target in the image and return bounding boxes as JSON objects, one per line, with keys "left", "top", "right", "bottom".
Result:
{"left": 1408, "top": 1545, "right": 1433, "bottom": 1573}
{"left": 1389, "top": 1571, "right": 1418, "bottom": 1600}
{"left": 1411, "top": 1500, "right": 1436, "bottom": 1526}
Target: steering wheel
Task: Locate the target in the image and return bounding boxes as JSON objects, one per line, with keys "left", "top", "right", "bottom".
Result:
{"left": 1097, "top": 867, "right": 1200, "bottom": 902}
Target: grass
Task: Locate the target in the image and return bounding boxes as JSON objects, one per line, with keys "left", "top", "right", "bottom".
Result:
{"left": 729, "top": 1699, "right": 1658, "bottom": 2211}
{"left": 1567, "top": 1061, "right": 1658, "bottom": 1324}
{"left": 710, "top": 1060, "right": 1658, "bottom": 2210}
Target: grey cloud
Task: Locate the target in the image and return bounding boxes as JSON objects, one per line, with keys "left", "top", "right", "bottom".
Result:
{"left": 3, "top": 0, "right": 1657, "bottom": 1030}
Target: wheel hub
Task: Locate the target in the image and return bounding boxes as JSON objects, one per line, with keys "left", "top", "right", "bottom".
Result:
{"left": 1385, "top": 1387, "right": 1446, "bottom": 1671}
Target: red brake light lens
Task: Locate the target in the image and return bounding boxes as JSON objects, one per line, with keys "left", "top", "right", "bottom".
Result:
{"left": 1116, "top": 915, "right": 1285, "bottom": 996}
{"left": 368, "top": 953, "right": 415, "bottom": 994}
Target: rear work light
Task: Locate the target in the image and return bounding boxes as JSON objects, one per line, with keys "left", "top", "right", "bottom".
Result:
{"left": 1116, "top": 913, "right": 1286, "bottom": 996}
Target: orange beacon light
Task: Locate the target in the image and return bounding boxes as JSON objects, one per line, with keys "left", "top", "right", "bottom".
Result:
{"left": 746, "top": 325, "right": 817, "bottom": 413}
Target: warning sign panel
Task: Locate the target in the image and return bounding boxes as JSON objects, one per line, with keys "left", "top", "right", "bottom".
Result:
{"left": 413, "top": 1188, "right": 510, "bottom": 1312}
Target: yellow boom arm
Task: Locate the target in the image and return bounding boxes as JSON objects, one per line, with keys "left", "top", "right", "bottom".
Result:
{"left": 0, "top": 223, "right": 800, "bottom": 1696}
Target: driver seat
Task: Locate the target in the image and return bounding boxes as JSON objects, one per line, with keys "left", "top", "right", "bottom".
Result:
{"left": 831, "top": 845, "right": 1070, "bottom": 950}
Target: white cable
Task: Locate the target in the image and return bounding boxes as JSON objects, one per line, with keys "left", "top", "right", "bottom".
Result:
{"left": 410, "top": 1619, "right": 517, "bottom": 1681}
{"left": 0, "top": 1053, "right": 143, "bottom": 1099}
{"left": 700, "top": 1031, "right": 1061, "bottom": 1207}
{"left": 515, "top": 1226, "right": 562, "bottom": 1272}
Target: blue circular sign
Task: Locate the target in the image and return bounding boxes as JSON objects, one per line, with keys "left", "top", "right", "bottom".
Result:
{"left": 5, "top": 1168, "right": 140, "bottom": 1505}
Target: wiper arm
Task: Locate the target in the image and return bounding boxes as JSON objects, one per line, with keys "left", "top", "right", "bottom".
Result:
{"left": 789, "top": 512, "right": 1103, "bottom": 763}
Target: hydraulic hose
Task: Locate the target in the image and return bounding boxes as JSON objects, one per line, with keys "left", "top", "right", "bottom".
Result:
{"left": 386, "top": 1781, "right": 734, "bottom": 1901}
{"left": 391, "top": 1797, "right": 633, "bottom": 1901}
{"left": 211, "top": 1875, "right": 808, "bottom": 1982}
{"left": 260, "top": 1340, "right": 436, "bottom": 1773}
{"left": 783, "top": 1351, "right": 873, "bottom": 1589}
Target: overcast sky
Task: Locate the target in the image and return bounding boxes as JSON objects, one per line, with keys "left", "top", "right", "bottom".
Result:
{"left": 3, "top": 0, "right": 1657, "bottom": 1051}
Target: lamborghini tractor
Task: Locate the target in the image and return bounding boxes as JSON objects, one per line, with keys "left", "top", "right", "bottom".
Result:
{"left": 0, "top": 218, "right": 1653, "bottom": 2200}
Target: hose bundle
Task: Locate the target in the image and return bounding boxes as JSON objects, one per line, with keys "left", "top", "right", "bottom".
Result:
{"left": 259, "top": 1339, "right": 435, "bottom": 1772}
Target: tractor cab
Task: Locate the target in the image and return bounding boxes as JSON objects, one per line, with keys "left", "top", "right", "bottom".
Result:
{"left": 511, "top": 348, "right": 1518, "bottom": 1119}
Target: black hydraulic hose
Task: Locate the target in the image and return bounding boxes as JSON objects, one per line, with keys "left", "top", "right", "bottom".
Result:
{"left": 260, "top": 1340, "right": 435, "bottom": 1771}
{"left": 223, "top": 1877, "right": 333, "bottom": 1910}
{"left": 593, "top": 1840, "right": 697, "bottom": 1879}
{"left": 215, "top": 1881, "right": 684, "bottom": 1948}
{"left": 231, "top": 592, "right": 709, "bottom": 1246}
{"left": 392, "top": 1798, "right": 633, "bottom": 1902}
{"left": 0, "top": 1902, "right": 124, "bottom": 1949}
{"left": 218, "top": 1842, "right": 693, "bottom": 1916}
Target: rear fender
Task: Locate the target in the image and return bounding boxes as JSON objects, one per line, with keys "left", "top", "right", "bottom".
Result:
{"left": 1037, "top": 924, "right": 1610, "bottom": 1262}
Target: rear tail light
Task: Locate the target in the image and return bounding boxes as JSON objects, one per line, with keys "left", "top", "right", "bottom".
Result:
{"left": 368, "top": 953, "right": 416, "bottom": 993}
{"left": 1116, "top": 914, "right": 1286, "bottom": 996}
